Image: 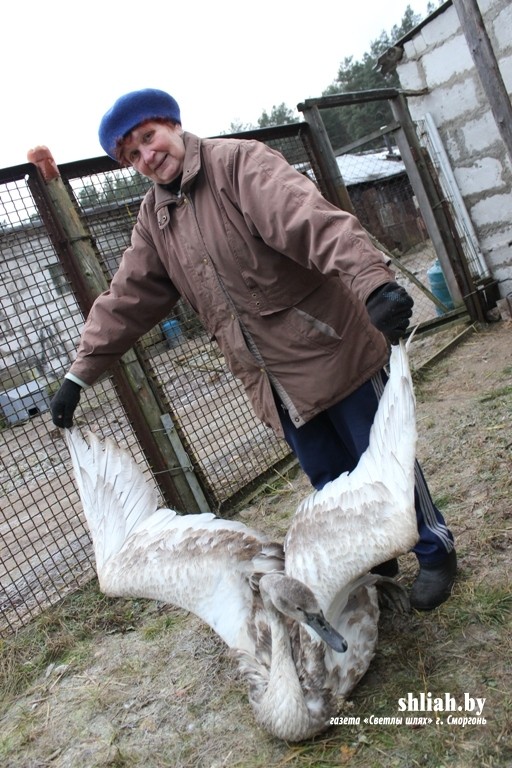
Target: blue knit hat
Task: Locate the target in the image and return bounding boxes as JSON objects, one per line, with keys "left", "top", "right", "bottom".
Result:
{"left": 98, "top": 88, "right": 181, "bottom": 160}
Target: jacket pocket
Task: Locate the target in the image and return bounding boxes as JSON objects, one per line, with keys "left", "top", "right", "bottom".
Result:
{"left": 292, "top": 308, "right": 342, "bottom": 340}
{"left": 262, "top": 280, "right": 349, "bottom": 348}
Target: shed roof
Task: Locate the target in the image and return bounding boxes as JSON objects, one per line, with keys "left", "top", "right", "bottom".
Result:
{"left": 336, "top": 151, "right": 406, "bottom": 185}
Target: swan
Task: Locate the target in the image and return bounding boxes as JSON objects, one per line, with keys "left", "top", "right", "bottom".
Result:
{"left": 65, "top": 339, "right": 418, "bottom": 742}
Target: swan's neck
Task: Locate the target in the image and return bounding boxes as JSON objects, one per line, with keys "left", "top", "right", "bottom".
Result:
{"left": 254, "top": 599, "right": 313, "bottom": 741}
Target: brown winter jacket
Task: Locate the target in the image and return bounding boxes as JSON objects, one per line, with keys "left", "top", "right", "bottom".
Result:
{"left": 69, "top": 132, "right": 394, "bottom": 436}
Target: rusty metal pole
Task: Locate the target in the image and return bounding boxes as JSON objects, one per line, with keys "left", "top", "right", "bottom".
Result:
{"left": 27, "top": 146, "right": 210, "bottom": 513}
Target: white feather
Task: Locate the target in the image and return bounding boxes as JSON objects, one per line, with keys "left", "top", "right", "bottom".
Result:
{"left": 285, "top": 339, "right": 419, "bottom": 616}
{"left": 65, "top": 339, "right": 418, "bottom": 742}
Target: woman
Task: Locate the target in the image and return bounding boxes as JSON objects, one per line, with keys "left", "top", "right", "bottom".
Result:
{"left": 51, "top": 88, "right": 456, "bottom": 610}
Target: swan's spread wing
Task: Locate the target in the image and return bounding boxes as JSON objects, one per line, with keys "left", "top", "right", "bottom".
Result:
{"left": 66, "top": 429, "right": 160, "bottom": 570}
{"left": 104, "top": 512, "right": 284, "bottom": 651}
{"left": 285, "top": 341, "right": 419, "bottom": 614}
{"left": 66, "top": 429, "right": 283, "bottom": 652}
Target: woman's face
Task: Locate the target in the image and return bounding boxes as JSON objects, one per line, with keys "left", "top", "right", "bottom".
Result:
{"left": 121, "top": 120, "right": 186, "bottom": 184}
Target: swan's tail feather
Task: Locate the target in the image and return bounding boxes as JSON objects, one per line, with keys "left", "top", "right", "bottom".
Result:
{"left": 65, "top": 428, "right": 161, "bottom": 569}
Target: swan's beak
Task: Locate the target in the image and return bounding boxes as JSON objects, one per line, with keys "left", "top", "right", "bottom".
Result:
{"left": 306, "top": 611, "right": 348, "bottom": 653}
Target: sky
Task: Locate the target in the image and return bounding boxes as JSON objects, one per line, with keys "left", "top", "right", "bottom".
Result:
{"left": 2, "top": 0, "right": 431, "bottom": 170}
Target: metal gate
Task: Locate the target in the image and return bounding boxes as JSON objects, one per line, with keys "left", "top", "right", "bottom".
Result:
{"left": 0, "top": 92, "right": 489, "bottom": 634}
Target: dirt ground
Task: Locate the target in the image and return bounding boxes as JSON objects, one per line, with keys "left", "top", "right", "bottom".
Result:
{"left": 1, "top": 319, "right": 511, "bottom": 768}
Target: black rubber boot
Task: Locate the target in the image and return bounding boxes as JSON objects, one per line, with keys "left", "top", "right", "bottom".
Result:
{"left": 371, "top": 558, "right": 399, "bottom": 578}
{"left": 410, "top": 549, "right": 457, "bottom": 611}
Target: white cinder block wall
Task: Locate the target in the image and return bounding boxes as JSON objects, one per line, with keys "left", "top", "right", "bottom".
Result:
{"left": 397, "top": 0, "right": 512, "bottom": 297}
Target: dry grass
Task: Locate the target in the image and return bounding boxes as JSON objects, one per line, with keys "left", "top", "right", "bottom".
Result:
{"left": 1, "top": 321, "right": 511, "bottom": 768}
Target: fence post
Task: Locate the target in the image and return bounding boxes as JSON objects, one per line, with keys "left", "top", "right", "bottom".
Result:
{"left": 27, "top": 146, "right": 211, "bottom": 513}
{"left": 453, "top": 0, "right": 512, "bottom": 166}
{"left": 297, "top": 104, "right": 356, "bottom": 214}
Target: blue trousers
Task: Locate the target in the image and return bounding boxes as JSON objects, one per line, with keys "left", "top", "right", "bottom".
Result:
{"left": 277, "top": 371, "right": 454, "bottom": 566}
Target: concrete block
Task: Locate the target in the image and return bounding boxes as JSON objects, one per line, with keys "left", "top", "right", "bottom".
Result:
{"left": 428, "top": 81, "right": 480, "bottom": 124}
{"left": 423, "top": 36, "right": 474, "bottom": 87}
{"left": 403, "top": 34, "right": 427, "bottom": 58}
{"left": 397, "top": 59, "right": 425, "bottom": 91}
{"left": 421, "top": 5, "right": 460, "bottom": 46}
{"left": 494, "top": 5, "right": 512, "bottom": 50}
{"left": 454, "top": 158, "right": 506, "bottom": 195}
{"left": 462, "top": 112, "right": 502, "bottom": 153}
{"left": 470, "top": 193, "right": 512, "bottom": 227}
{"left": 498, "top": 54, "right": 512, "bottom": 92}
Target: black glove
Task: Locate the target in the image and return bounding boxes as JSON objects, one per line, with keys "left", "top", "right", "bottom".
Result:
{"left": 366, "top": 281, "right": 414, "bottom": 344}
{"left": 50, "top": 379, "right": 82, "bottom": 428}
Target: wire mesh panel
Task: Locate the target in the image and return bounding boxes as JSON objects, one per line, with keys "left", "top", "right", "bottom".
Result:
{"left": 0, "top": 168, "right": 167, "bottom": 634}
{"left": 0, "top": 172, "right": 86, "bottom": 632}
{"left": 147, "top": 320, "right": 287, "bottom": 506}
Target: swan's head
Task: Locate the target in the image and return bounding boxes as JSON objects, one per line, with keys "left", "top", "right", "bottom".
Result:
{"left": 259, "top": 573, "right": 347, "bottom": 653}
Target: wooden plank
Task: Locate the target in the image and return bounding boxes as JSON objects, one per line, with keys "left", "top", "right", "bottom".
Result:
{"left": 299, "top": 104, "right": 355, "bottom": 213}
{"left": 452, "top": 0, "right": 512, "bottom": 163}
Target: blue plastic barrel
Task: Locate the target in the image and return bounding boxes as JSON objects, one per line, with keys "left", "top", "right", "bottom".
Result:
{"left": 427, "top": 260, "right": 454, "bottom": 315}
{"left": 161, "top": 318, "right": 182, "bottom": 347}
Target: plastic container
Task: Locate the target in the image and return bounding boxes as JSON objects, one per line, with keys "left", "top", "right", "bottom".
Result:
{"left": 427, "top": 260, "right": 454, "bottom": 315}
{"left": 161, "top": 318, "right": 182, "bottom": 347}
